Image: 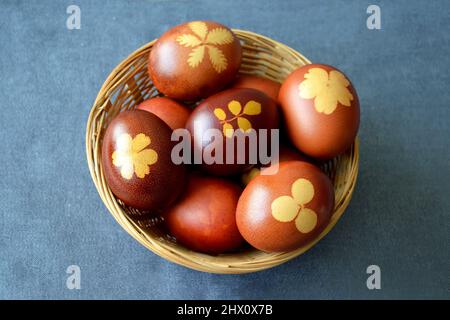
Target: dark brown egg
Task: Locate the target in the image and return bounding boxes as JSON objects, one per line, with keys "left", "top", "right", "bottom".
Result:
{"left": 101, "top": 110, "right": 186, "bottom": 211}
{"left": 164, "top": 174, "right": 244, "bottom": 254}
{"left": 137, "top": 97, "right": 191, "bottom": 130}
{"left": 185, "top": 88, "right": 279, "bottom": 176}
{"left": 241, "top": 144, "right": 315, "bottom": 185}
{"left": 149, "top": 20, "right": 242, "bottom": 101}
{"left": 236, "top": 161, "right": 334, "bottom": 252}
{"left": 278, "top": 64, "right": 360, "bottom": 159}
{"left": 231, "top": 75, "right": 281, "bottom": 102}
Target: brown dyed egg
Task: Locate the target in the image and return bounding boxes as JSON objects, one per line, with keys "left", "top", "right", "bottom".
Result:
{"left": 278, "top": 64, "right": 360, "bottom": 159}
{"left": 236, "top": 161, "right": 334, "bottom": 252}
{"left": 137, "top": 97, "right": 191, "bottom": 130}
{"left": 101, "top": 110, "right": 186, "bottom": 211}
{"left": 149, "top": 20, "right": 242, "bottom": 101}
{"left": 241, "top": 144, "right": 314, "bottom": 185}
{"left": 231, "top": 75, "right": 281, "bottom": 102}
{"left": 185, "top": 88, "right": 279, "bottom": 176}
{"left": 164, "top": 174, "right": 244, "bottom": 254}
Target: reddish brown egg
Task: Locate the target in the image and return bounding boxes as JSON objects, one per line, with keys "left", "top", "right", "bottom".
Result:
{"left": 185, "top": 88, "right": 279, "bottom": 176}
{"left": 149, "top": 20, "right": 242, "bottom": 101}
{"left": 231, "top": 75, "right": 281, "bottom": 102}
{"left": 278, "top": 64, "right": 360, "bottom": 159}
{"left": 240, "top": 144, "right": 315, "bottom": 185}
{"left": 236, "top": 161, "right": 334, "bottom": 252}
{"left": 101, "top": 110, "right": 186, "bottom": 211}
{"left": 137, "top": 97, "right": 191, "bottom": 130}
{"left": 164, "top": 174, "right": 244, "bottom": 254}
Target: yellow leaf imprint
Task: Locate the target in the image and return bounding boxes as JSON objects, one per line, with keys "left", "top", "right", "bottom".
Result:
{"left": 237, "top": 117, "right": 252, "bottom": 132}
{"left": 213, "top": 108, "right": 226, "bottom": 121}
{"left": 213, "top": 100, "right": 262, "bottom": 138}
{"left": 222, "top": 123, "right": 234, "bottom": 138}
{"left": 243, "top": 100, "right": 261, "bottom": 115}
{"left": 291, "top": 178, "right": 314, "bottom": 205}
{"left": 207, "top": 46, "right": 227, "bottom": 72}
{"left": 270, "top": 178, "right": 318, "bottom": 233}
{"left": 175, "top": 21, "right": 234, "bottom": 73}
{"left": 175, "top": 34, "right": 202, "bottom": 47}
{"left": 271, "top": 196, "right": 298, "bottom": 222}
{"left": 295, "top": 208, "right": 317, "bottom": 233}
{"left": 227, "top": 100, "right": 241, "bottom": 116}
{"left": 112, "top": 133, "right": 158, "bottom": 180}
{"left": 189, "top": 21, "right": 208, "bottom": 39}
{"left": 187, "top": 46, "right": 205, "bottom": 68}
{"left": 206, "top": 28, "right": 234, "bottom": 45}
{"left": 298, "top": 67, "right": 353, "bottom": 115}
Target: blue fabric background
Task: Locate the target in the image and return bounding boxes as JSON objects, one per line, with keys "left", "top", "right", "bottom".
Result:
{"left": 0, "top": 0, "right": 449, "bottom": 299}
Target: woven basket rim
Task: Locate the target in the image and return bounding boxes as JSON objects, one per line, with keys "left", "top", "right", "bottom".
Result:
{"left": 85, "top": 29, "right": 359, "bottom": 274}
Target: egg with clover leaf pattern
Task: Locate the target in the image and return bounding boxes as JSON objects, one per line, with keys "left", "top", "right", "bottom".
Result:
{"left": 101, "top": 110, "right": 186, "bottom": 212}
{"left": 185, "top": 88, "right": 279, "bottom": 176}
{"left": 149, "top": 20, "right": 242, "bottom": 101}
{"left": 278, "top": 64, "right": 360, "bottom": 159}
{"left": 236, "top": 161, "right": 334, "bottom": 252}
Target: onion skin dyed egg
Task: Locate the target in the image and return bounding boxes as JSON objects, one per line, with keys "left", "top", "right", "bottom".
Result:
{"left": 137, "top": 97, "right": 191, "bottom": 130}
{"left": 231, "top": 75, "right": 281, "bottom": 102}
{"left": 185, "top": 88, "right": 279, "bottom": 176}
{"left": 278, "top": 64, "right": 360, "bottom": 159}
{"left": 241, "top": 144, "right": 315, "bottom": 185}
{"left": 165, "top": 174, "right": 244, "bottom": 254}
{"left": 101, "top": 110, "right": 186, "bottom": 211}
{"left": 236, "top": 161, "right": 334, "bottom": 252}
{"left": 149, "top": 20, "right": 242, "bottom": 101}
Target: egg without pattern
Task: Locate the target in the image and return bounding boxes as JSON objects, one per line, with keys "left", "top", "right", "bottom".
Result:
{"left": 230, "top": 75, "right": 281, "bottom": 102}
{"left": 185, "top": 88, "right": 279, "bottom": 176}
{"left": 240, "top": 144, "right": 316, "bottom": 186}
{"left": 236, "top": 161, "right": 334, "bottom": 252}
{"left": 137, "top": 97, "right": 191, "bottom": 130}
{"left": 149, "top": 20, "right": 242, "bottom": 101}
{"left": 278, "top": 64, "right": 360, "bottom": 159}
{"left": 101, "top": 110, "right": 186, "bottom": 211}
{"left": 164, "top": 174, "right": 245, "bottom": 254}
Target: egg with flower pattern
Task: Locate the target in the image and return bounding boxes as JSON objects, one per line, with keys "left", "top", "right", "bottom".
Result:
{"left": 101, "top": 110, "right": 186, "bottom": 211}
{"left": 278, "top": 64, "right": 360, "bottom": 159}
{"left": 185, "top": 88, "right": 279, "bottom": 176}
{"left": 149, "top": 20, "right": 242, "bottom": 101}
{"left": 236, "top": 161, "right": 334, "bottom": 252}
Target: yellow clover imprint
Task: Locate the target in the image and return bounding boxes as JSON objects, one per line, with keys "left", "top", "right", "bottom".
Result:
{"left": 271, "top": 178, "right": 318, "bottom": 233}
{"left": 213, "top": 100, "right": 261, "bottom": 138}
{"left": 176, "top": 21, "right": 234, "bottom": 73}
{"left": 112, "top": 133, "right": 158, "bottom": 180}
{"left": 299, "top": 67, "right": 354, "bottom": 115}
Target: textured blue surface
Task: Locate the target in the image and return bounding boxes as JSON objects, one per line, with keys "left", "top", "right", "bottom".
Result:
{"left": 0, "top": 0, "right": 449, "bottom": 299}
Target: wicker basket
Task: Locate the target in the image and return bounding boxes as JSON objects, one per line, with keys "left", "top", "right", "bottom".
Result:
{"left": 86, "top": 30, "right": 359, "bottom": 274}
